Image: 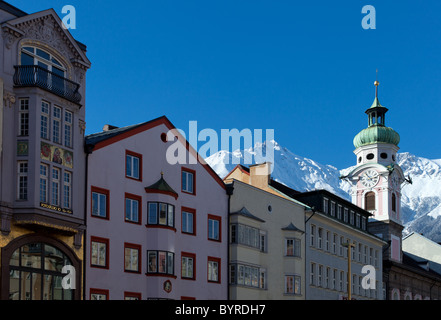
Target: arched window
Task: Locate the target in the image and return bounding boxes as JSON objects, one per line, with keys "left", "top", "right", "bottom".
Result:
{"left": 392, "top": 193, "right": 397, "bottom": 212}
{"left": 365, "top": 192, "right": 375, "bottom": 211}
{"left": 8, "top": 242, "right": 74, "bottom": 300}
{"left": 20, "top": 46, "right": 66, "bottom": 77}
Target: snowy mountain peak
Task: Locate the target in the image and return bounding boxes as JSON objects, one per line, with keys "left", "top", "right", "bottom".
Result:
{"left": 205, "top": 142, "right": 441, "bottom": 242}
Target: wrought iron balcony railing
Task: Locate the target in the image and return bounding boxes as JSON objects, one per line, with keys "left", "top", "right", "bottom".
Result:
{"left": 13, "top": 65, "right": 82, "bottom": 105}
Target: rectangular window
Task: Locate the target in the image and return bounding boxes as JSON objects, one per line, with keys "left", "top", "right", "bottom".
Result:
{"left": 208, "top": 257, "right": 220, "bottom": 283}
{"left": 63, "top": 171, "right": 72, "bottom": 209}
{"left": 208, "top": 215, "right": 221, "bottom": 241}
{"left": 231, "top": 224, "right": 261, "bottom": 249}
{"left": 147, "top": 202, "right": 174, "bottom": 228}
{"left": 64, "top": 111, "right": 72, "bottom": 148}
{"left": 19, "top": 99, "right": 29, "bottom": 136}
{"left": 41, "top": 101, "right": 49, "bottom": 140}
{"left": 285, "top": 275, "right": 301, "bottom": 295}
{"left": 53, "top": 106, "right": 61, "bottom": 144}
{"left": 337, "top": 205, "right": 342, "bottom": 220}
{"left": 181, "top": 252, "right": 196, "bottom": 280}
{"left": 330, "top": 201, "right": 336, "bottom": 217}
{"left": 182, "top": 168, "right": 195, "bottom": 194}
{"left": 90, "top": 289, "right": 109, "bottom": 300}
{"left": 318, "top": 228, "right": 323, "bottom": 249}
{"left": 344, "top": 208, "right": 349, "bottom": 223}
{"left": 125, "top": 193, "right": 141, "bottom": 224}
{"left": 17, "top": 161, "right": 28, "bottom": 200}
{"left": 51, "top": 168, "right": 60, "bottom": 206}
{"left": 230, "top": 263, "right": 264, "bottom": 289}
{"left": 124, "top": 243, "right": 141, "bottom": 273}
{"left": 310, "top": 224, "right": 315, "bottom": 247}
{"left": 310, "top": 262, "right": 315, "bottom": 285}
{"left": 91, "top": 237, "right": 109, "bottom": 268}
{"left": 40, "top": 164, "right": 48, "bottom": 203}
{"left": 182, "top": 208, "right": 195, "bottom": 235}
{"left": 323, "top": 198, "right": 329, "bottom": 214}
{"left": 286, "top": 238, "right": 301, "bottom": 257}
{"left": 126, "top": 150, "right": 142, "bottom": 180}
{"left": 91, "top": 187, "right": 109, "bottom": 219}
{"left": 318, "top": 265, "right": 323, "bottom": 287}
{"left": 147, "top": 250, "right": 174, "bottom": 275}
{"left": 350, "top": 211, "right": 355, "bottom": 225}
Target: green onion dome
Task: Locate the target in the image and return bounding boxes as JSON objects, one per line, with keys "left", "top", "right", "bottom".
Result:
{"left": 353, "top": 125, "right": 400, "bottom": 149}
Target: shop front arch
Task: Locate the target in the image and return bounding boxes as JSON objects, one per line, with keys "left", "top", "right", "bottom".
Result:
{"left": 0, "top": 234, "right": 81, "bottom": 300}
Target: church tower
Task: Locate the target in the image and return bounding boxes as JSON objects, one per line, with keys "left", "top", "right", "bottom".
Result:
{"left": 344, "top": 79, "right": 406, "bottom": 262}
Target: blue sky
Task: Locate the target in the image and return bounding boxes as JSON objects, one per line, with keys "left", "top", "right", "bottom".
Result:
{"left": 9, "top": 0, "right": 441, "bottom": 169}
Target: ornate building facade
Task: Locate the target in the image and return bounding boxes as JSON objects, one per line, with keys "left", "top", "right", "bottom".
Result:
{"left": 0, "top": 1, "right": 91, "bottom": 299}
{"left": 344, "top": 80, "right": 441, "bottom": 299}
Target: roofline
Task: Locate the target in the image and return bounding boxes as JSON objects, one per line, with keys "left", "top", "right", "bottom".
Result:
{"left": 86, "top": 115, "right": 226, "bottom": 190}
{"left": 0, "top": 1, "right": 27, "bottom": 18}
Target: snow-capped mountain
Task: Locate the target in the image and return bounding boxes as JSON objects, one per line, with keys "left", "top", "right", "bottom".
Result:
{"left": 205, "top": 140, "right": 441, "bottom": 242}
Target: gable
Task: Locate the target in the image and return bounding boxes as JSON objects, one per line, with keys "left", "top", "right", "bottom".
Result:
{"left": 2, "top": 8, "right": 91, "bottom": 69}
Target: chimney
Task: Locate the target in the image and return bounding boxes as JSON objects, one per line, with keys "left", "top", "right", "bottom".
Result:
{"left": 102, "top": 124, "right": 119, "bottom": 131}
{"left": 249, "top": 162, "right": 272, "bottom": 190}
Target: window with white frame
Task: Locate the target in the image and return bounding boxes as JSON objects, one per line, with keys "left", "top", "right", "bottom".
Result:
{"left": 124, "top": 244, "right": 140, "bottom": 273}
{"left": 17, "top": 161, "right": 28, "bottom": 200}
{"left": 181, "top": 253, "right": 195, "bottom": 280}
{"left": 310, "top": 262, "right": 315, "bottom": 285}
{"left": 64, "top": 111, "right": 73, "bottom": 148}
{"left": 63, "top": 171, "right": 71, "bottom": 209}
{"left": 310, "top": 224, "right": 315, "bottom": 247}
{"left": 285, "top": 238, "right": 301, "bottom": 257}
{"left": 318, "top": 265, "right": 323, "bottom": 287}
{"left": 318, "top": 227, "right": 323, "bottom": 249}
{"left": 51, "top": 167, "right": 60, "bottom": 206}
{"left": 91, "top": 237, "right": 108, "bottom": 268}
{"left": 285, "top": 275, "right": 301, "bottom": 295}
{"left": 182, "top": 168, "right": 195, "bottom": 194}
{"left": 40, "top": 163, "right": 48, "bottom": 203}
{"left": 330, "top": 201, "right": 335, "bottom": 216}
{"left": 147, "top": 202, "right": 174, "bottom": 227}
{"left": 323, "top": 198, "right": 329, "bottom": 214}
{"left": 208, "top": 257, "right": 220, "bottom": 283}
{"left": 337, "top": 205, "right": 342, "bottom": 220}
{"left": 182, "top": 209, "right": 194, "bottom": 234}
{"left": 91, "top": 187, "right": 109, "bottom": 218}
{"left": 19, "top": 98, "right": 29, "bottom": 136}
{"left": 147, "top": 250, "right": 174, "bottom": 275}
{"left": 126, "top": 151, "right": 141, "bottom": 180}
{"left": 53, "top": 106, "right": 61, "bottom": 144}
{"left": 41, "top": 101, "right": 49, "bottom": 140}
{"left": 208, "top": 215, "right": 221, "bottom": 241}
{"left": 125, "top": 196, "right": 140, "bottom": 223}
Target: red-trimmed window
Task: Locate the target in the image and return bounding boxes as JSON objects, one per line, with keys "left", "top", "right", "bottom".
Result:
{"left": 208, "top": 214, "right": 221, "bottom": 242}
{"left": 181, "top": 167, "right": 195, "bottom": 195}
{"left": 181, "top": 252, "right": 196, "bottom": 280}
{"left": 125, "top": 193, "right": 142, "bottom": 224}
{"left": 147, "top": 250, "right": 175, "bottom": 276}
{"left": 90, "top": 288, "right": 109, "bottom": 300}
{"left": 124, "top": 292, "right": 142, "bottom": 300}
{"left": 90, "top": 236, "right": 109, "bottom": 269}
{"left": 207, "top": 257, "right": 221, "bottom": 283}
{"left": 182, "top": 207, "right": 196, "bottom": 235}
{"left": 126, "top": 150, "right": 142, "bottom": 181}
{"left": 124, "top": 243, "right": 141, "bottom": 273}
{"left": 147, "top": 202, "right": 175, "bottom": 230}
{"left": 91, "top": 186, "right": 109, "bottom": 219}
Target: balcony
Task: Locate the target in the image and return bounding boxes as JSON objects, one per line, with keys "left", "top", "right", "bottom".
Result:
{"left": 13, "top": 65, "right": 82, "bottom": 105}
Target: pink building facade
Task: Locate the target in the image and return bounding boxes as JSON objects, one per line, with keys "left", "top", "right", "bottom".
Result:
{"left": 84, "top": 116, "right": 228, "bottom": 300}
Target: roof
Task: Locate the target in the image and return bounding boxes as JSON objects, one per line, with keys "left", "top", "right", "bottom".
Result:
{"left": 85, "top": 115, "right": 226, "bottom": 190}
{"left": 230, "top": 207, "right": 265, "bottom": 222}
{"left": 145, "top": 173, "right": 178, "bottom": 200}
{"left": 281, "top": 222, "right": 304, "bottom": 233}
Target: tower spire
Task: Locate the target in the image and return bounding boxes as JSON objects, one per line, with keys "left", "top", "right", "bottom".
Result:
{"left": 374, "top": 69, "right": 379, "bottom": 98}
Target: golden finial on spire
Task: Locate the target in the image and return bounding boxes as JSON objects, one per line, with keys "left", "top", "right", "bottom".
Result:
{"left": 374, "top": 69, "right": 379, "bottom": 97}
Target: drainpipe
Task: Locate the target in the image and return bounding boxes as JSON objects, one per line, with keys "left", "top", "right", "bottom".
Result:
{"left": 225, "top": 183, "right": 234, "bottom": 301}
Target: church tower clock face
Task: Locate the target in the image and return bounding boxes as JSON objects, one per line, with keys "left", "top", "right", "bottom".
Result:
{"left": 360, "top": 169, "right": 379, "bottom": 188}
